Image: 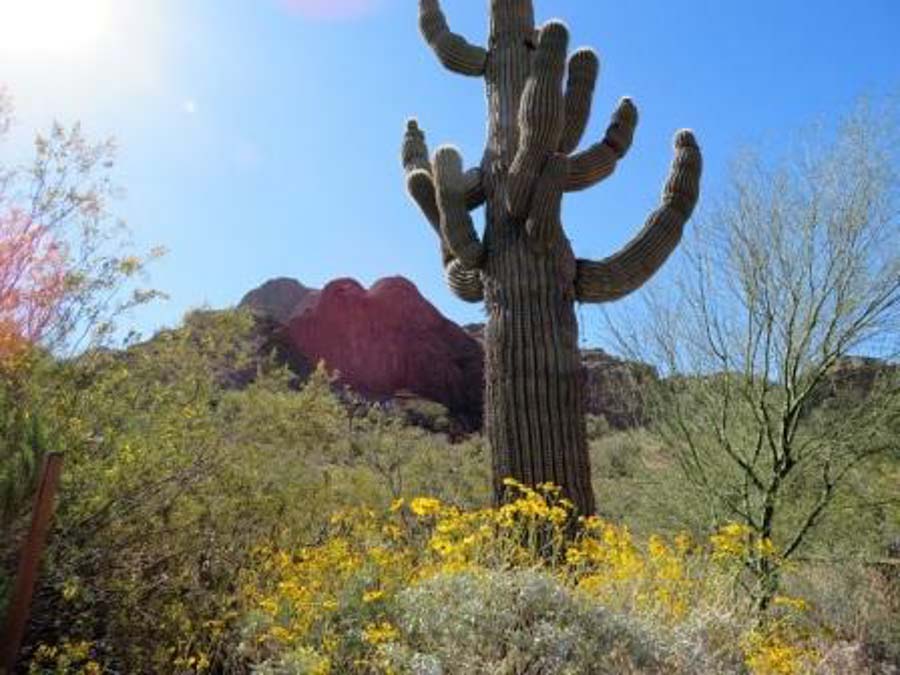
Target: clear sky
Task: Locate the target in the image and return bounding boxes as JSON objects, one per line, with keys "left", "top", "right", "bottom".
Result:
{"left": 1, "top": 0, "right": 898, "bottom": 342}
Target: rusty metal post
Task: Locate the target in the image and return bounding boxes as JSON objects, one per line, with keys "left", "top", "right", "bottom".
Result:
{"left": 1, "top": 452, "right": 63, "bottom": 673}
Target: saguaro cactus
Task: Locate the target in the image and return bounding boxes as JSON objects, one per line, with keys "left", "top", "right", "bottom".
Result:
{"left": 402, "top": 0, "right": 702, "bottom": 516}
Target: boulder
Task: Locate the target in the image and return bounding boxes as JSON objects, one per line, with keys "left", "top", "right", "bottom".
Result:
{"left": 239, "top": 277, "right": 314, "bottom": 324}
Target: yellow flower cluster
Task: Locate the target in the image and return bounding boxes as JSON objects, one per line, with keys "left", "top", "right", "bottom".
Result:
{"left": 238, "top": 481, "right": 818, "bottom": 674}
{"left": 28, "top": 640, "right": 102, "bottom": 675}
{"left": 238, "top": 509, "right": 415, "bottom": 671}
{"left": 710, "top": 522, "right": 778, "bottom": 563}
{"left": 362, "top": 621, "right": 400, "bottom": 645}
{"left": 742, "top": 620, "right": 819, "bottom": 675}
{"left": 565, "top": 517, "right": 693, "bottom": 621}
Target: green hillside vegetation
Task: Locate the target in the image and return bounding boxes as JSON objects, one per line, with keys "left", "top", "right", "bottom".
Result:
{"left": 1, "top": 307, "right": 896, "bottom": 672}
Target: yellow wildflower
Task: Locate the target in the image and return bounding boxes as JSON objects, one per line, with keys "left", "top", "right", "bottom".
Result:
{"left": 772, "top": 595, "right": 809, "bottom": 613}
{"left": 410, "top": 497, "right": 442, "bottom": 517}
{"left": 362, "top": 589, "right": 385, "bottom": 603}
{"left": 362, "top": 621, "right": 399, "bottom": 645}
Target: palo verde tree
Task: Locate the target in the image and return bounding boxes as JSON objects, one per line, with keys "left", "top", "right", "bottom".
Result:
{"left": 608, "top": 102, "right": 900, "bottom": 609}
{"left": 0, "top": 87, "right": 163, "bottom": 524}
{"left": 401, "top": 0, "right": 702, "bottom": 514}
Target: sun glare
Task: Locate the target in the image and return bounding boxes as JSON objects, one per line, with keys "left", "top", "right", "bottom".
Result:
{"left": 0, "top": 0, "right": 110, "bottom": 55}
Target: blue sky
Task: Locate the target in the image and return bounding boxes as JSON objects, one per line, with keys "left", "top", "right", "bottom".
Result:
{"left": 1, "top": 0, "right": 898, "bottom": 342}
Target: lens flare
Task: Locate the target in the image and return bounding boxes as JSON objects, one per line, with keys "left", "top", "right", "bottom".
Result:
{"left": 0, "top": 0, "right": 110, "bottom": 55}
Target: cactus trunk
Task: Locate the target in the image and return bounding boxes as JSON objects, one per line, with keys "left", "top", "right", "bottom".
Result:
{"left": 482, "top": 26, "right": 594, "bottom": 512}
{"left": 403, "top": 0, "right": 702, "bottom": 516}
{"left": 483, "top": 223, "right": 595, "bottom": 513}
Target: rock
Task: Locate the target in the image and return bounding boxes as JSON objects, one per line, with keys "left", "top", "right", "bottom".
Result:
{"left": 581, "top": 349, "right": 657, "bottom": 430}
{"left": 243, "top": 280, "right": 661, "bottom": 433}
{"left": 284, "top": 277, "right": 484, "bottom": 430}
{"left": 239, "top": 277, "right": 315, "bottom": 324}
{"left": 813, "top": 356, "right": 898, "bottom": 409}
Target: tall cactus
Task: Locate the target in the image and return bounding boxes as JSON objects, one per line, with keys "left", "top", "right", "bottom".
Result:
{"left": 402, "top": 0, "right": 702, "bottom": 516}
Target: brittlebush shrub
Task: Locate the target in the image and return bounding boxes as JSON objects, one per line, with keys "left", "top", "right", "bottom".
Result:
{"left": 235, "top": 482, "right": 824, "bottom": 675}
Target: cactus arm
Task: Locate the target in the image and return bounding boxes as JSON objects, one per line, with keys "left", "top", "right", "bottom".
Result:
{"left": 402, "top": 120, "right": 442, "bottom": 237}
{"left": 433, "top": 146, "right": 485, "bottom": 269}
{"left": 507, "top": 21, "right": 569, "bottom": 218}
{"left": 419, "top": 0, "right": 488, "bottom": 77}
{"left": 559, "top": 49, "right": 599, "bottom": 155}
{"left": 402, "top": 118, "right": 431, "bottom": 173}
{"left": 403, "top": 119, "right": 486, "bottom": 226}
{"left": 407, "top": 169, "right": 441, "bottom": 232}
{"left": 401, "top": 121, "right": 485, "bottom": 302}
{"left": 464, "top": 167, "right": 486, "bottom": 210}
{"left": 574, "top": 130, "right": 702, "bottom": 303}
{"left": 446, "top": 260, "right": 484, "bottom": 302}
{"left": 565, "top": 97, "right": 638, "bottom": 193}
{"left": 526, "top": 153, "right": 568, "bottom": 246}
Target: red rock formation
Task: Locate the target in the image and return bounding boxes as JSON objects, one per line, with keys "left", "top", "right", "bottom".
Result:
{"left": 284, "top": 277, "right": 484, "bottom": 427}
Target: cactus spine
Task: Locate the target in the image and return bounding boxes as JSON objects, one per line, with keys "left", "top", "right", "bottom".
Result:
{"left": 402, "top": 0, "right": 702, "bottom": 515}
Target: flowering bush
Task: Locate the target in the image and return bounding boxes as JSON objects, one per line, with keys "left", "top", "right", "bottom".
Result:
{"left": 0, "top": 209, "right": 66, "bottom": 369}
{"left": 237, "top": 482, "right": 823, "bottom": 674}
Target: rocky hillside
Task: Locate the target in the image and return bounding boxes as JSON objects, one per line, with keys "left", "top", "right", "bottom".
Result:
{"left": 238, "top": 277, "right": 315, "bottom": 324}
{"left": 581, "top": 349, "right": 658, "bottom": 429}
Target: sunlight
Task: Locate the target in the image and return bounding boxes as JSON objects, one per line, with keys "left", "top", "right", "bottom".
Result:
{"left": 0, "top": 0, "right": 110, "bottom": 55}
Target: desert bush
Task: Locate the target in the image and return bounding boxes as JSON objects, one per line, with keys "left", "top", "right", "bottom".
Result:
{"left": 389, "top": 570, "right": 672, "bottom": 674}
{"left": 0, "top": 88, "right": 164, "bottom": 539}
{"left": 236, "top": 483, "right": 827, "bottom": 675}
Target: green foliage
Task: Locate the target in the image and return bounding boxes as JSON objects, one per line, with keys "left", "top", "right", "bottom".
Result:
{"left": 0, "top": 376, "right": 52, "bottom": 527}
{"left": 605, "top": 101, "right": 900, "bottom": 611}
{"left": 0, "top": 91, "right": 165, "bottom": 536}
{"left": 2, "top": 308, "right": 489, "bottom": 670}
